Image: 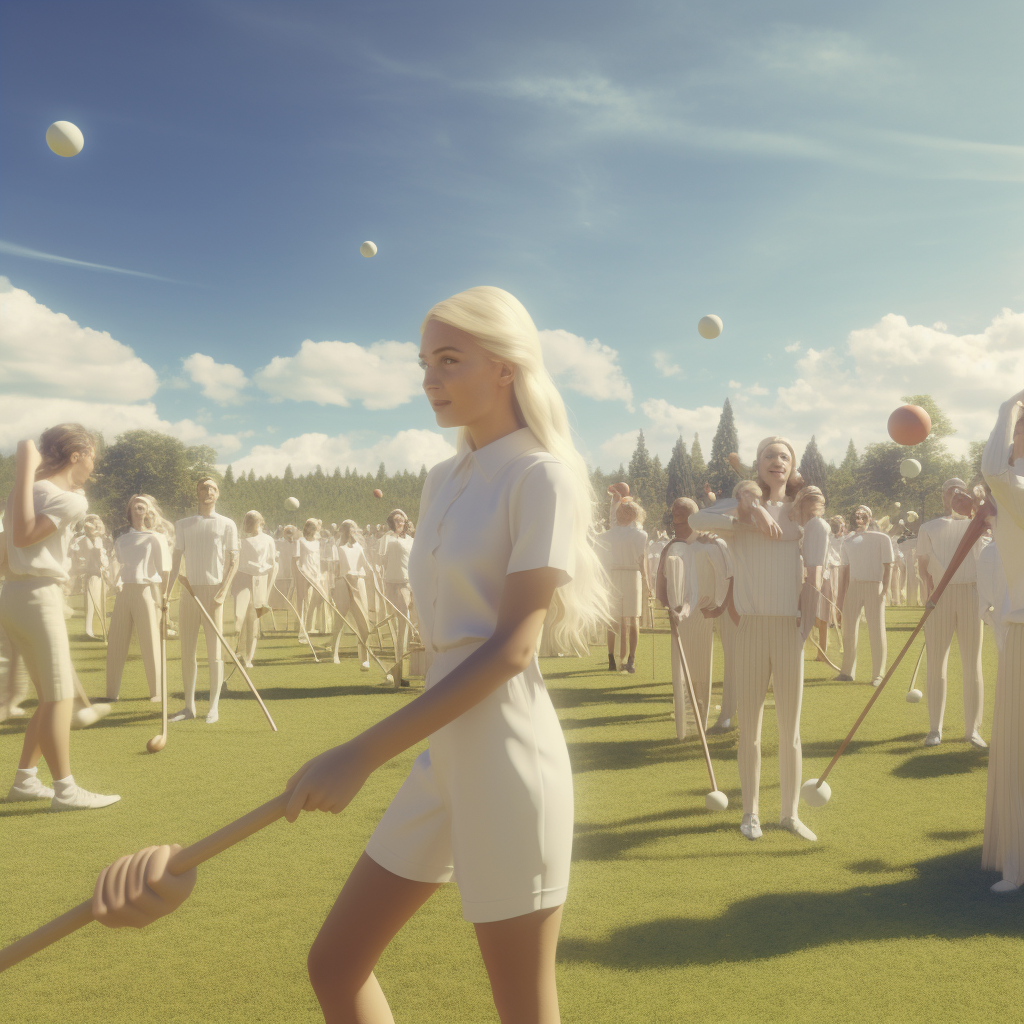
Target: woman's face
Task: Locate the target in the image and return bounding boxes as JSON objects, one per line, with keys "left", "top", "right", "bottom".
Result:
{"left": 69, "top": 446, "right": 96, "bottom": 488}
{"left": 758, "top": 444, "right": 791, "bottom": 489}
{"left": 419, "top": 319, "right": 514, "bottom": 430}
{"left": 130, "top": 499, "right": 150, "bottom": 529}
{"left": 391, "top": 512, "right": 407, "bottom": 534}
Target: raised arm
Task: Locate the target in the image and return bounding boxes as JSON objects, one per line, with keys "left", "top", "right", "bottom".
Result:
{"left": 982, "top": 391, "right": 1024, "bottom": 528}
{"left": 11, "top": 441, "right": 56, "bottom": 548}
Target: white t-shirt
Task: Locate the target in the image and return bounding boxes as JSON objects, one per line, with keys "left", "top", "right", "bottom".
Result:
{"left": 114, "top": 529, "right": 165, "bottom": 585}
{"left": 381, "top": 533, "right": 415, "bottom": 584}
{"left": 598, "top": 523, "right": 648, "bottom": 572}
{"left": 841, "top": 530, "right": 894, "bottom": 582}
{"left": 174, "top": 512, "right": 240, "bottom": 586}
{"left": 239, "top": 532, "right": 277, "bottom": 575}
{"left": 336, "top": 541, "right": 371, "bottom": 578}
{"left": 917, "top": 516, "right": 983, "bottom": 585}
{"left": 5, "top": 480, "right": 89, "bottom": 582}
{"left": 274, "top": 537, "right": 293, "bottom": 578}
{"left": 409, "top": 428, "right": 575, "bottom": 653}
{"left": 293, "top": 536, "right": 320, "bottom": 579}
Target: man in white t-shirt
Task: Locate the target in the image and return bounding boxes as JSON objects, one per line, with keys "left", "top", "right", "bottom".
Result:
{"left": 165, "top": 478, "right": 239, "bottom": 724}
{"left": 836, "top": 505, "right": 893, "bottom": 685}
{"left": 916, "top": 479, "right": 987, "bottom": 748}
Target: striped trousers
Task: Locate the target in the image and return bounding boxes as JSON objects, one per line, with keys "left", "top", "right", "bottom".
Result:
{"left": 983, "top": 622, "right": 1024, "bottom": 887}
{"left": 670, "top": 614, "right": 713, "bottom": 740}
{"left": 106, "top": 582, "right": 161, "bottom": 699}
{"left": 179, "top": 583, "right": 224, "bottom": 707}
{"left": 840, "top": 580, "right": 887, "bottom": 681}
{"left": 84, "top": 573, "right": 104, "bottom": 637}
{"left": 736, "top": 615, "right": 804, "bottom": 820}
{"left": 925, "top": 582, "right": 984, "bottom": 736}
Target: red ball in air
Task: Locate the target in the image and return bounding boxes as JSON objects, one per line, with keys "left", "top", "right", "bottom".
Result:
{"left": 373, "top": 488, "right": 383, "bottom": 499}
{"left": 887, "top": 405, "right": 931, "bottom": 446}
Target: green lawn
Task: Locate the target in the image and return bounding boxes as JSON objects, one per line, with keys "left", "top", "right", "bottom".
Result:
{"left": 1, "top": 599, "right": 1020, "bottom": 1024}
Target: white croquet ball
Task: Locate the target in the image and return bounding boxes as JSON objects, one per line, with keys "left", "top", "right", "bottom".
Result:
{"left": 360, "top": 241, "right": 377, "bottom": 258}
{"left": 894, "top": 501, "right": 901, "bottom": 509}
{"left": 71, "top": 702, "right": 110, "bottom": 730}
{"left": 705, "top": 790, "right": 728, "bottom": 811}
{"left": 801, "top": 778, "right": 831, "bottom": 807}
{"left": 900, "top": 459, "right": 922, "bottom": 479}
{"left": 906, "top": 688, "right": 924, "bottom": 704}
{"left": 697, "top": 314, "right": 723, "bottom": 340}
{"left": 285, "top": 496, "right": 300, "bottom": 510}
{"left": 46, "top": 121, "right": 84, "bottom": 157}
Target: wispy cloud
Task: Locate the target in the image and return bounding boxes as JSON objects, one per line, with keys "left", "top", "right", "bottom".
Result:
{"left": 0, "top": 240, "right": 184, "bottom": 283}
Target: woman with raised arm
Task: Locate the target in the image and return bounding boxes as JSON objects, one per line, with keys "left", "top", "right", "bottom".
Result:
{"left": 1, "top": 425, "right": 120, "bottom": 811}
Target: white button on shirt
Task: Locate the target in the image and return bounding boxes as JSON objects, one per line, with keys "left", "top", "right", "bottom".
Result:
{"left": 408, "top": 428, "right": 575, "bottom": 654}
{"left": 841, "top": 530, "right": 894, "bottom": 582}
{"left": 114, "top": 529, "right": 165, "bottom": 584}
{"left": 174, "top": 512, "right": 240, "bottom": 585}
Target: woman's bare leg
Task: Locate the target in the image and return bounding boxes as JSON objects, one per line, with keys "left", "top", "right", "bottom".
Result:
{"left": 18, "top": 698, "right": 73, "bottom": 777}
{"left": 474, "top": 905, "right": 563, "bottom": 1024}
{"left": 307, "top": 853, "right": 440, "bottom": 1024}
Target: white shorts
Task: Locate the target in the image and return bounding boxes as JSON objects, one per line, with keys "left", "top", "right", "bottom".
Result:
{"left": 0, "top": 577, "right": 75, "bottom": 702}
{"left": 365, "top": 644, "right": 573, "bottom": 923}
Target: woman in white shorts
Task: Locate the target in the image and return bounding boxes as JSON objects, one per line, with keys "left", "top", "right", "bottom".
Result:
{"left": 2, "top": 424, "right": 119, "bottom": 811}
{"left": 232, "top": 510, "right": 277, "bottom": 668}
{"left": 283, "top": 286, "right": 609, "bottom": 1022}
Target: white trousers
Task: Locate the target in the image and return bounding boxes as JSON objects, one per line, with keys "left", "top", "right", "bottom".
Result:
{"left": 178, "top": 583, "right": 224, "bottom": 709}
{"left": 983, "top": 622, "right": 1024, "bottom": 887}
{"left": 718, "top": 614, "right": 738, "bottom": 721}
{"left": 233, "top": 572, "right": 269, "bottom": 663}
{"left": 385, "top": 581, "right": 414, "bottom": 677}
{"left": 106, "top": 583, "right": 161, "bottom": 699}
{"left": 736, "top": 615, "right": 804, "bottom": 821}
{"left": 332, "top": 576, "right": 369, "bottom": 662}
{"left": 925, "top": 582, "right": 984, "bottom": 736}
{"left": 84, "top": 573, "right": 104, "bottom": 637}
{"left": 671, "top": 615, "right": 712, "bottom": 740}
{"left": 840, "top": 580, "right": 887, "bottom": 680}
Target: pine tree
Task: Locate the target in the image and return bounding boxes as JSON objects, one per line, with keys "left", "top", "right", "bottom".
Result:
{"left": 708, "top": 399, "right": 739, "bottom": 498}
{"left": 690, "top": 434, "right": 707, "bottom": 492}
{"left": 840, "top": 440, "right": 859, "bottom": 472}
{"left": 666, "top": 436, "right": 695, "bottom": 505}
{"left": 247, "top": 469, "right": 256, "bottom": 483}
{"left": 223, "top": 464, "right": 234, "bottom": 486}
{"left": 283, "top": 464, "right": 294, "bottom": 482}
{"left": 628, "top": 430, "right": 655, "bottom": 513}
{"left": 799, "top": 435, "right": 828, "bottom": 499}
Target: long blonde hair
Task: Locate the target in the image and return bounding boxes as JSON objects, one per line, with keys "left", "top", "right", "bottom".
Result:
{"left": 422, "top": 285, "right": 609, "bottom": 647}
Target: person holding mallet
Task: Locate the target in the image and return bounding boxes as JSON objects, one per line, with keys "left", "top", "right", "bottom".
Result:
{"left": 233, "top": 510, "right": 277, "bottom": 668}
{"left": 330, "top": 520, "right": 372, "bottom": 670}
{"left": 165, "top": 477, "right": 239, "bottom": 725}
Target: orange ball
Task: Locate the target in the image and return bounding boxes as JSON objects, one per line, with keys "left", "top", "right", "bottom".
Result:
{"left": 373, "top": 488, "right": 383, "bottom": 499}
{"left": 147, "top": 735, "right": 166, "bottom": 753}
{"left": 887, "top": 405, "right": 931, "bottom": 446}
{"left": 607, "top": 482, "right": 630, "bottom": 498}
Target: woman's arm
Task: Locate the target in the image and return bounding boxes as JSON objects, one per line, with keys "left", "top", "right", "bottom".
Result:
{"left": 11, "top": 440, "right": 57, "bottom": 548}
{"left": 283, "top": 565, "right": 562, "bottom": 820}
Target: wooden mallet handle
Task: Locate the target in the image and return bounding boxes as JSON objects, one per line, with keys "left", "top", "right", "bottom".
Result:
{"left": 673, "top": 629, "right": 719, "bottom": 792}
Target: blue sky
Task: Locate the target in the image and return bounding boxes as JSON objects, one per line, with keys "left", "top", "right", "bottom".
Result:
{"left": 2, "top": 0, "right": 1022, "bottom": 476}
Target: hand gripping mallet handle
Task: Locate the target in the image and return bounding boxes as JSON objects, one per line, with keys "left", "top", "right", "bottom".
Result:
{"left": 673, "top": 628, "right": 720, "bottom": 795}
{"left": 178, "top": 577, "right": 277, "bottom": 732}
{"left": 0, "top": 793, "right": 289, "bottom": 973}
{"left": 813, "top": 497, "right": 993, "bottom": 792}
{"left": 271, "top": 582, "right": 319, "bottom": 663}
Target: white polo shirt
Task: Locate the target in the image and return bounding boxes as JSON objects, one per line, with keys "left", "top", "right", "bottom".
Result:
{"left": 5, "top": 481, "right": 88, "bottom": 582}
{"left": 239, "top": 532, "right": 276, "bottom": 575}
{"left": 841, "top": 530, "right": 894, "bottom": 583}
{"left": 113, "top": 529, "right": 165, "bottom": 585}
{"left": 917, "top": 515, "right": 983, "bottom": 585}
{"left": 409, "top": 427, "right": 574, "bottom": 653}
{"left": 336, "top": 541, "right": 371, "bottom": 578}
{"left": 174, "top": 512, "right": 239, "bottom": 586}
{"left": 661, "top": 536, "right": 730, "bottom": 612}
{"left": 381, "top": 533, "right": 414, "bottom": 584}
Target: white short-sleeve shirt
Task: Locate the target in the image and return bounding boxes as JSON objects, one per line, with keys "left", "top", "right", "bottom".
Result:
{"left": 381, "top": 533, "right": 415, "bottom": 584}
{"left": 174, "top": 512, "right": 240, "bottom": 585}
{"left": 239, "top": 532, "right": 276, "bottom": 575}
{"left": 336, "top": 541, "right": 371, "bottom": 578}
{"left": 114, "top": 530, "right": 165, "bottom": 585}
{"left": 917, "top": 515, "right": 983, "bottom": 585}
{"left": 293, "top": 536, "right": 320, "bottom": 579}
{"left": 5, "top": 481, "right": 89, "bottom": 581}
{"left": 408, "top": 428, "right": 575, "bottom": 654}
{"left": 841, "top": 530, "right": 894, "bottom": 582}
{"left": 802, "top": 516, "right": 830, "bottom": 570}
{"left": 598, "top": 523, "right": 648, "bottom": 571}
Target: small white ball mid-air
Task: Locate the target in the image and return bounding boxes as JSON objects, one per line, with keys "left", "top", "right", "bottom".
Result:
{"left": 46, "top": 120, "right": 84, "bottom": 157}
{"left": 801, "top": 778, "right": 831, "bottom": 807}
{"left": 906, "top": 688, "right": 924, "bottom": 704}
{"left": 894, "top": 501, "right": 901, "bottom": 509}
{"left": 360, "top": 241, "right": 377, "bottom": 258}
{"left": 705, "top": 790, "right": 729, "bottom": 811}
{"left": 697, "top": 314, "right": 723, "bottom": 340}
{"left": 285, "top": 496, "right": 300, "bottom": 510}
{"left": 900, "top": 458, "right": 922, "bottom": 479}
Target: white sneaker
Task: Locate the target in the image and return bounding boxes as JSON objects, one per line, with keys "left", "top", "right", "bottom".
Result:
{"left": 924, "top": 731, "right": 942, "bottom": 747}
{"left": 169, "top": 707, "right": 196, "bottom": 722}
{"left": 6, "top": 776, "right": 55, "bottom": 801}
{"left": 360, "top": 661, "right": 369, "bottom": 671}
{"left": 967, "top": 730, "right": 988, "bottom": 749}
{"left": 870, "top": 677, "right": 883, "bottom": 688}
{"left": 991, "top": 879, "right": 1019, "bottom": 893}
{"left": 781, "top": 816, "right": 817, "bottom": 841}
{"left": 741, "top": 813, "right": 762, "bottom": 840}
{"left": 51, "top": 785, "right": 120, "bottom": 812}
{"left": 205, "top": 709, "right": 219, "bottom": 724}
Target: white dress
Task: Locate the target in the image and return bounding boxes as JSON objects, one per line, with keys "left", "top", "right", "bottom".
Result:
{"left": 365, "top": 428, "right": 576, "bottom": 923}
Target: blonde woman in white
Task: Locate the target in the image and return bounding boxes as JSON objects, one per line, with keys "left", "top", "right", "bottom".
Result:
{"left": 597, "top": 497, "right": 649, "bottom": 673}
{"left": 2, "top": 424, "right": 119, "bottom": 810}
{"left": 292, "top": 518, "right": 322, "bottom": 643}
{"left": 233, "top": 510, "right": 277, "bottom": 668}
{"left": 271, "top": 524, "right": 297, "bottom": 623}
{"left": 691, "top": 438, "right": 814, "bottom": 841}
{"left": 105, "top": 494, "right": 165, "bottom": 701}
{"left": 331, "top": 519, "right": 372, "bottom": 670}
{"left": 81, "top": 515, "right": 108, "bottom": 639}
{"left": 380, "top": 508, "right": 416, "bottom": 686}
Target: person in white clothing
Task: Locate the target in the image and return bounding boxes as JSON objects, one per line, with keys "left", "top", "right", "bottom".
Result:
{"left": 835, "top": 506, "right": 893, "bottom": 686}
{"left": 980, "top": 394, "right": 1024, "bottom": 892}
{"left": 899, "top": 532, "right": 920, "bottom": 605}
{"left": 916, "top": 479, "right": 987, "bottom": 748}
{"left": 270, "top": 524, "right": 298, "bottom": 623}
{"left": 793, "top": 486, "right": 829, "bottom": 651}
{"left": 81, "top": 515, "right": 108, "bottom": 639}
{"left": 691, "top": 440, "right": 815, "bottom": 842}
{"left": 2, "top": 424, "right": 119, "bottom": 810}
{"left": 292, "top": 519, "right": 323, "bottom": 642}
{"left": 232, "top": 510, "right": 277, "bottom": 668}
{"left": 165, "top": 477, "right": 239, "bottom": 724}
{"left": 331, "top": 520, "right": 372, "bottom": 669}
{"left": 597, "top": 497, "right": 649, "bottom": 673}
{"left": 380, "top": 509, "right": 416, "bottom": 687}
{"left": 105, "top": 494, "right": 165, "bottom": 701}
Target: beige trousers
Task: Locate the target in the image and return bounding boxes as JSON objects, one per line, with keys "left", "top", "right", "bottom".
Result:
{"left": 84, "top": 573, "right": 104, "bottom": 637}
{"left": 233, "top": 572, "right": 269, "bottom": 663}
{"left": 925, "top": 582, "right": 984, "bottom": 736}
{"left": 671, "top": 615, "right": 712, "bottom": 740}
{"left": 332, "top": 576, "right": 369, "bottom": 662}
{"left": 840, "top": 580, "right": 887, "bottom": 680}
{"left": 178, "top": 583, "right": 224, "bottom": 709}
{"left": 0, "top": 615, "right": 30, "bottom": 718}
{"left": 385, "top": 581, "right": 413, "bottom": 676}
{"left": 106, "top": 582, "right": 161, "bottom": 699}
{"left": 718, "top": 613, "right": 738, "bottom": 721}
{"left": 736, "top": 615, "right": 804, "bottom": 820}
{"left": 983, "top": 622, "right": 1024, "bottom": 887}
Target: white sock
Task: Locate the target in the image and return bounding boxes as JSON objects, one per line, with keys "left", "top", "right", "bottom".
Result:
{"left": 53, "top": 776, "right": 76, "bottom": 795}
{"left": 15, "top": 767, "right": 39, "bottom": 781}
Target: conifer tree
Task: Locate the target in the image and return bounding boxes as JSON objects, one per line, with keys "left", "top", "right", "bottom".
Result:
{"left": 708, "top": 399, "right": 739, "bottom": 497}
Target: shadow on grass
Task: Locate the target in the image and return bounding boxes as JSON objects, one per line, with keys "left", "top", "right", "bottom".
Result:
{"left": 568, "top": 734, "right": 738, "bottom": 773}
{"left": 893, "top": 749, "right": 985, "bottom": 779}
{"left": 559, "top": 847, "right": 1022, "bottom": 967}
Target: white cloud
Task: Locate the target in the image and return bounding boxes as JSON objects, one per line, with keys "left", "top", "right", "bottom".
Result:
{"left": 785, "top": 342, "right": 801, "bottom": 353}
{"left": 538, "top": 329, "right": 634, "bottom": 411}
{"left": 653, "top": 351, "right": 682, "bottom": 377}
{"left": 225, "top": 428, "right": 456, "bottom": 477}
{"left": 728, "top": 380, "right": 742, "bottom": 389}
{"left": 183, "top": 352, "right": 249, "bottom": 404}
{"left": 253, "top": 339, "right": 421, "bottom": 410}
{"left": 0, "top": 277, "right": 159, "bottom": 401}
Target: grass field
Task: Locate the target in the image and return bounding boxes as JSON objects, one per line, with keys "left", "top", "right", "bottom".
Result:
{"left": 1, "top": 597, "right": 1021, "bottom": 1024}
